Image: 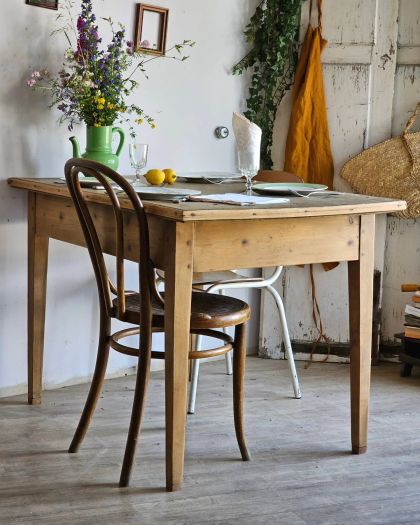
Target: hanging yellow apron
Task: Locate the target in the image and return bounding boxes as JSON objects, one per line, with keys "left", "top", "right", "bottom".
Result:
{"left": 284, "top": 0, "right": 334, "bottom": 189}
{"left": 286, "top": 0, "right": 337, "bottom": 346}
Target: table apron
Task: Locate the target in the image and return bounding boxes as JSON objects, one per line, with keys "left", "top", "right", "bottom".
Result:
{"left": 35, "top": 193, "right": 167, "bottom": 267}
{"left": 35, "top": 193, "right": 360, "bottom": 271}
{"left": 192, "top": 215, "right": 360, "bottom": 271}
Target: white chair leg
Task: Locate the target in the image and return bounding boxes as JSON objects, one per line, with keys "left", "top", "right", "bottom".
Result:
{"left": 219, "top": 289, "right": 233, "bottom": 376}
{"left": 266, "top": 284, "right": 302, "bottom": 399}
{"left": 225, "top": 350, "right": 233, "bottom": 376}
{"left": 188, "top": 336, "right": 202, "bottom": 414}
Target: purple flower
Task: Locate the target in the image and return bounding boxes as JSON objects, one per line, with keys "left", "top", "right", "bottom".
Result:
{"left": 77, "top": 17, "right": 86, "bottom": 30}
{"left": 76, "top": 0, "right": 100, "bottom": 63}
{"left": 126, "top": 40, "right": 135, "bottom": 55}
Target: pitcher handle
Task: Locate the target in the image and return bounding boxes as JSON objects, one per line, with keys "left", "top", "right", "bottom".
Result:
{"left": 112, "top": 127, "right": 125, "bottom": 158}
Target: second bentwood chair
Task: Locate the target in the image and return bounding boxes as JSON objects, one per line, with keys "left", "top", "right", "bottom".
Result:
{"left": 187, "top": 170, "right": 303, "bottom": 414}
{"left": 64, "top": 158, "right": 251, "bottom": 487}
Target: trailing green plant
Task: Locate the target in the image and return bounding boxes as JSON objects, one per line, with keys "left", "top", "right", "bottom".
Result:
{"left": 233, "top": 0, "right": 304, "bottom": 169}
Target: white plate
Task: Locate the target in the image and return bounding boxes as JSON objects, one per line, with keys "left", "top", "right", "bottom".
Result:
{"left": 131, "top": 186, "right": 201, "bottom": 201}
{"left": 177, "top": 172, "right": 241, "bottom": 183}
{"left": 252, "top": 183, "right": 328, "bottom": 195}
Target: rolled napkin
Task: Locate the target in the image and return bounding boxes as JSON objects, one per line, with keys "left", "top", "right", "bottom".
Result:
{"left": 232, "top": 112, "right": 262, "bottom": 171}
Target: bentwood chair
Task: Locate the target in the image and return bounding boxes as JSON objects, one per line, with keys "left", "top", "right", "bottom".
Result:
{"left": 64, "top": 158, "right": 251, "bottom": 487}
{"left": 187, "top": 170, "right": 303, "bottom": 414}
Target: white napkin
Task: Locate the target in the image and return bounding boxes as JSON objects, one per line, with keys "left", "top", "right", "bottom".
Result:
{"left": 188, "top": 193, "right": 289, "bottom": 206}
{"left": 232, "top": 112, "right": 262, "bottom": 170}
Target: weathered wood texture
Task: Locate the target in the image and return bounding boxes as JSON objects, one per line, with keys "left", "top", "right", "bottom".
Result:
{"left": 8, "top": 178, "right": 404, "bottom": 221}
{"left": 263, "top": 0, "right": 420, "bottom": 357}
{"left": 381, "top": 0, "right": 420, "bottom": 342}
{"left": 1, "top": 358, "right": 420, "bottom": 524}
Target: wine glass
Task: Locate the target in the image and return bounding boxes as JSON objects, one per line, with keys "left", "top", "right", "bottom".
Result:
{"left": 238, "top": 149, "right": 260, "bottom": 194}
{"left": 129, "top": 143, "right": 148, "bottom": 184}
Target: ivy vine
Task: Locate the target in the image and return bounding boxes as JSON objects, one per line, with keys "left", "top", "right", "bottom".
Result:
{"left": 233, "top": 0, "right": 304, "bottom": 169}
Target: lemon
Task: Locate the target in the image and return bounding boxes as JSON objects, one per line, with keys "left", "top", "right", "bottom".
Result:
{"left": 145, "top": 169, "right": 165, "bottom": 186}
{"left": 163, "top": 168, "right": 177, "bottom": 185}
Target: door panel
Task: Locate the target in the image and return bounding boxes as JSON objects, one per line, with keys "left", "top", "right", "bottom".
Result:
{"left": 381, "top": 0, "right": 420, "bottom": 342}
{"left": 322, "top": 0, "right": 375, "bottom": 44}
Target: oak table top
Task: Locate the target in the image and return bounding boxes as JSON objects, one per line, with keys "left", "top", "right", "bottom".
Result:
{"left": 8, "top": 177, "right": 406, "bottom": 221}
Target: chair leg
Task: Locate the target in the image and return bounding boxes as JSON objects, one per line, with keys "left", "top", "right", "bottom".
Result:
{"left": 119, "top": 333, "right": 152, "bottom": 488}
{"left": 188, "top": 335, "right": 202, "bottom": 414}
{"left": 233, "top": 323, "right": 250, "bottom": 461}
{"left": 69, "top": 316, "right": 111, "bottom": 453}
{"left": 266, "top": 284, "right": 301, "bottom": 399}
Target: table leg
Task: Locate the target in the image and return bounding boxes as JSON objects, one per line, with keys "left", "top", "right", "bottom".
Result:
{"left": 348, "top": 214, "right": 375, "bottom": 454}
{"left": 164, "top": 222, "right": 194, "bottom": 491}
{"left": 28, "top": 193, "right": 49, "bottom": 405}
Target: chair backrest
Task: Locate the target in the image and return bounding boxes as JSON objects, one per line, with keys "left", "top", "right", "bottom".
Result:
{"left": 64, "top": 158, "right": 162, "bottom": 322}
{"left": 255, "top": 170, "right": 304, "bottom": 183}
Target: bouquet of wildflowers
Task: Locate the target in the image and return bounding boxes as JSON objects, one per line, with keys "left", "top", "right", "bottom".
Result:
{"left": 27, "top": 0, "right": 194, "bottom": 137}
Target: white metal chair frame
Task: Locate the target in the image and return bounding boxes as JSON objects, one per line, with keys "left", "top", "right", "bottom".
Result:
{"left": 188, "top": 265, "right": 301, "bottom": 414}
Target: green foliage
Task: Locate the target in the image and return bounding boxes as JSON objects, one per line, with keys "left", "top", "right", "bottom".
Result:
{"left": 233, "top": 0, "right": 304, "bottom": 169}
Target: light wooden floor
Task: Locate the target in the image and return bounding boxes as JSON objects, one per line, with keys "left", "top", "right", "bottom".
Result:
{"left": 2, "top": 357, "right": 420, "bottom": 524}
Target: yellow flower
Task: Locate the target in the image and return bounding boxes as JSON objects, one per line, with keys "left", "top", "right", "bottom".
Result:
{"left": 98, "top": 97, "right": 106, "bottom": 105}
{"left": 135, "top": 118, "right": 144, "bottom": 125}
{"left": 97, "top": 104, "right": 104, "bottom": 110}
{"left": 107, "top": 103, "right": 114, "bottom": 109}
{"left": 151, "top": 122, "right": 156, "bottom": 129}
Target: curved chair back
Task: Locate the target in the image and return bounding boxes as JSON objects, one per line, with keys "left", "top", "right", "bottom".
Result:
{"left": 64, "top": 158, "right": 161, "bottom": 324}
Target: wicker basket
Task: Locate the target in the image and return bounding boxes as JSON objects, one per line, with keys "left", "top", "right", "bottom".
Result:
{"left": 340, "top": 104, "right": 420, "bottom": 219}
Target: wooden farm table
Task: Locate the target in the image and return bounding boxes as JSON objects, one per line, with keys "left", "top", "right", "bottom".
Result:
{"left": 8, "top": 177, "right": 405, "bottom": 491}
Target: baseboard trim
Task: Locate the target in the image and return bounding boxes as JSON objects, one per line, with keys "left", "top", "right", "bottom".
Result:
{"left": 260, "top": 340, "right": 402, "bottom": 363}
{"left": 0, "top": 365, "right": 143, "bottom": 400}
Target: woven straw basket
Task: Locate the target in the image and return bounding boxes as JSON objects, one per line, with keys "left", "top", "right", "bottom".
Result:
{"left": 340, "top": 104, "right": 420, "bottom": 219}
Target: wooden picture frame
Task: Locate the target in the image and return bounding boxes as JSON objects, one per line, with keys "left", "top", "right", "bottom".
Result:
{"left": 26, "top": 0, "right": 58, "bottom": 10}
{"left": 134, "top": 4, "right": 169, "bottom": 56}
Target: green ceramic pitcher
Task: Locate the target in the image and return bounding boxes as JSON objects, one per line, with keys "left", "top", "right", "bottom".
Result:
{"left": 70, "top": 125, "right": 125, "bottom": 170}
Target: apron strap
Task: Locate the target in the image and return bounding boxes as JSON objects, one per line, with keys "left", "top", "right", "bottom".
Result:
{"left": 309, "top": 0, "right": 323, "bottom": 32}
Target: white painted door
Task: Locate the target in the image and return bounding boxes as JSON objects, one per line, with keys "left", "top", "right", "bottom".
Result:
{"left": 261, "top": 0, "right": 420, "bottom": 359}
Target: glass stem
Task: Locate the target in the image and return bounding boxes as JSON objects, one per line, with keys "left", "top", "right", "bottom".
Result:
{"left": 245, "top": 175, "right": 253, "bottom": 193}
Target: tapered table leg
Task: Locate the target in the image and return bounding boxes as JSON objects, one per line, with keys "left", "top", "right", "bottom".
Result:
{"left": 27, "top": 193, "right": 49, "bottom": 405}
{"left": 164, "top": 222, "right": 194, "bottom": 491}
{"left": 348, "top": 214, "right": 375, "bottom": 454}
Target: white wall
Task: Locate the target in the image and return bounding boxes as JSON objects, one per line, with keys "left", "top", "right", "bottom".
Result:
{"left": 0, "top": 0, "right": 260, "bottom": 396}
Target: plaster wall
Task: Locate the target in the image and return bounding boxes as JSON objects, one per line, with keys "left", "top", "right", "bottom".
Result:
{"left": 0, "top": 0, "right": 260, "bottom": 396}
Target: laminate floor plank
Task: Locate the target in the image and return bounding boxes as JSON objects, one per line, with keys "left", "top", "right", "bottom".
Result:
{"left": 1, "top": 358, "right": 420, "bottom": 524}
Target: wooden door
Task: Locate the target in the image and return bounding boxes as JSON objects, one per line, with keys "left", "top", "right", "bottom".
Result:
{"left": 261, "top": 0, "right": 420, "bottom": 360}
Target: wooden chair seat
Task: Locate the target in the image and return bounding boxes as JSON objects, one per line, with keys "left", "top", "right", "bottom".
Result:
{"left": 114, "top": 291, "right": 250, "bottom": 329}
